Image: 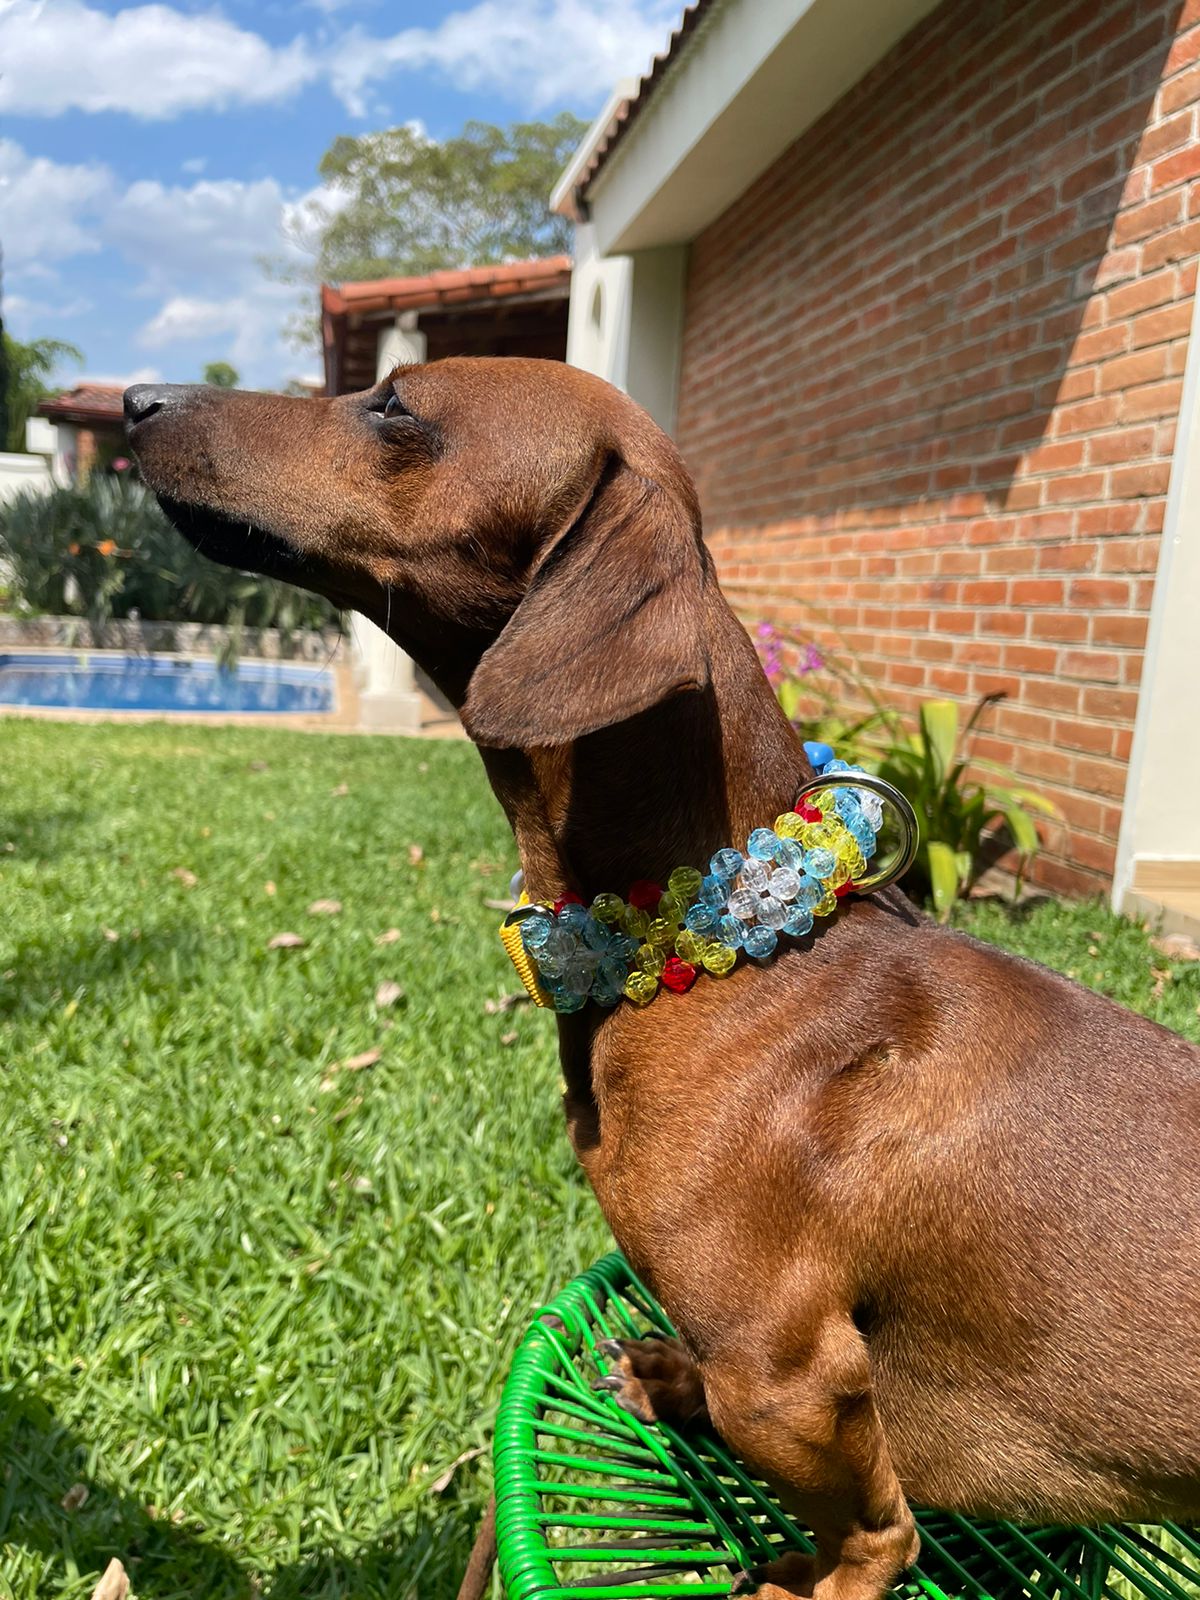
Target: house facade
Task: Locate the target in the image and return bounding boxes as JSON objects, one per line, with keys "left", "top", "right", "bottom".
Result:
{"left": 554, "top": 0, "right": 1200, "bottom": 926}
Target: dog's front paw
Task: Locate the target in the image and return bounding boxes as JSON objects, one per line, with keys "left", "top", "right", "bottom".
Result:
{"left": 592, "top": 1335, "right": 708, "bottom": 1427}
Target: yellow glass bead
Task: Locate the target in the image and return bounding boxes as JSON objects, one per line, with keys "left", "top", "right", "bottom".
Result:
{"left": 647, "top": 917, "right": 677, "bottom": 947}
{"left": 591, "top": 892, "right": 625, "bottom": 924}
{"left": 775, "top": 812, "right": 806, "bottom": 840}
{"left": 828, "top": 860, "right": 850, "bottom": 887}
{"left": 810, "top": 822, "right": 841, "bottom": 849}
{"left": 621, "top": 906, "right": 650, "bottom": 940}
{"left": 637, "top": 943, "right": 666, "bottom": 975}
{"left": 702, "top": 941, "right": 737, "bottom": 976}
{"left": 667, "top": 866, "right": 704, "bottom": 901}
{"left": 656, "top": 893, "right": 687, "bottom": 924}
{"left": 844, "top": 846, "right": 867, "bottom": 877}
{"left": 624, "top": 970, "right": 659, "bottom": 1006}
{"left": 675, "top": 928, "right": 705, "bottom": 964}
{"left": 814, "top": 888, "right": 838, "bottom": 918}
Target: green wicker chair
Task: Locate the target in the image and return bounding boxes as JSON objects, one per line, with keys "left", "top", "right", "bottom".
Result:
{"left": 483, "top": 1253, "right": 1199, "bottom": 1600}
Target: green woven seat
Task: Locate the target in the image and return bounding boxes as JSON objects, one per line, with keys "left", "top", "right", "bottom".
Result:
{"left": 493, "top": 1253, "right": 1199, "bottom": 1600}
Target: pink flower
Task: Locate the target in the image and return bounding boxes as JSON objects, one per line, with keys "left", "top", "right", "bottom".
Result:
{"left": 112, "top": 457, "right": 130, "bottom": 472}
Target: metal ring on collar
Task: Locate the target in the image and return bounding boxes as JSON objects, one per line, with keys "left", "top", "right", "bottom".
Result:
{"left": 502, "top": 899, "right": 556, "bottom": 929}
{"left": 793, "top": 771, "right": 920, "bottom": 895}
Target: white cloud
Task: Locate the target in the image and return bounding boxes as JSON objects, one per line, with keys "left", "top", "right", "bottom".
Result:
{"left": 332, "top": 0, "right": 679, "bottom": 115}
{"left": 180, "top": 157, "right": 208, "bottom": 175}
{"left": 0, "top": 137, "right": 112, "bottom": 270}
{"left": 0, "top": 0, "right": 677, "bottom": 120}
{"left": 80, "top": 365, "right": 163, "bottom": 386}
{"left": 0, "top": 0, "right": 316, "bottom": 118}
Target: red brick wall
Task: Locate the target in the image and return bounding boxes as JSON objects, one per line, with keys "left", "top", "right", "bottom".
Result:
{"left": 675, "top": 0, "right": 1200, "bottom": 896}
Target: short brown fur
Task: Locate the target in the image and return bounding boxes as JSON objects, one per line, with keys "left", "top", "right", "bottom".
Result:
{"left": 126, "top": 360, "right": 1200, "bottom": 1600}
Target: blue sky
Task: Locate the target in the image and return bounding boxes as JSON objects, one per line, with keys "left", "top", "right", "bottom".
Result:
{"left": 0, "top": 0, "right": 680, "bottom": 389}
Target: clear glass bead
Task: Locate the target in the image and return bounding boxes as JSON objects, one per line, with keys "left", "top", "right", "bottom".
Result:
{"left": 756, "top": 895, "right": 787, "bottom": 929}
{"left": 740, "top": 858, "right": 769, "bottom": 892}
{"left": 727, "top": 886, "right": 759, "bottom": 921}
{"left": 768, "top": 867, "right": 801, "bottom": 902}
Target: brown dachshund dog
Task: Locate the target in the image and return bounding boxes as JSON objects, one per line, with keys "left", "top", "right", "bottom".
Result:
{"left": 125, "top": 360, "right": 1200, "bottom": 1600}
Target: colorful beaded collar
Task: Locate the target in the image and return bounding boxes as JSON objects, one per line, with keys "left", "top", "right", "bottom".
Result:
{"left": 500, "top": 743, "right": 918, "bottom": 1013}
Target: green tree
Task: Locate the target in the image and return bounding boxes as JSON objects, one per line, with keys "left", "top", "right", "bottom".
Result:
{"left": 2, "top": 333, "right": 83, "bottom": 453}
{"left": 202, "top": 360, "right": 240, "bottom": 388}
{"left": 301, "top": 114, "right": 586, "bottom": 285}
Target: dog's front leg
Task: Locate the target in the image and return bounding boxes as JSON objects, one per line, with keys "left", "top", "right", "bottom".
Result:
{"left": 707, "top": 1309, "right": 918, "bottom": 1600}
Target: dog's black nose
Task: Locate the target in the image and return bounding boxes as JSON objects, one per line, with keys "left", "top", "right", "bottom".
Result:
{"left": 124, "top": 383, "right": 175, "bottom": 425}
{"left": 124, "top": 382, "right": 210, "bottom": 426}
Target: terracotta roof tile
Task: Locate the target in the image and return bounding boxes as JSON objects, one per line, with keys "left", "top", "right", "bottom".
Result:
{"left": 321, "top": 254, "right": 572, "bottom": 319}
{"left": 37, "top": 384, "right": 127, "bottom": 424}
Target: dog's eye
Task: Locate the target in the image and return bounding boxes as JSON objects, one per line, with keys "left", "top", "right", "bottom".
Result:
{"left": 383, "top": 393, "right": 410, "bottom": 420}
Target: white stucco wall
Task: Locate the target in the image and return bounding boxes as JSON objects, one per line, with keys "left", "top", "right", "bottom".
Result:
{"left": 1114, "top": 284, "right": 1200, "bottom": 901}
{"left": 0, "top": 452, "right": 53, "bottom": 505}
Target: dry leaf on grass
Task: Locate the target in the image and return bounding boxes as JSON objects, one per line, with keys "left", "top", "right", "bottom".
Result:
{"left": 267, "top": 932, "right": 307, "bottom": 950}
{"left": 374, "top": 928, "right": 401, "bottom": 946}
{"left": 430, "top": 1445, "right": 486, "bottom": 1494}
{"left": 62, "top": 1482, "right": 89, "bottom": 1511}
{"left": 1151, "top": 966, "right": 1173, "bottom": 1000}
{"left": 500, "top": 1031, "right": 518, "bottom": 1046}
{"left": 319, "top": 1048, "right": 383, "bottom": 1092}
{"left": 408, "top": 843, "right": 425, "bottom": 866}
{"left": 375, "top": 981, "right": 405, "bottom": 1009}
{"left": 90, "top": 1559, "right": 129, "bottom": 1600}
{"left": 1151, "top": 933, "right": 1200, "bottom": 962}
{"left": 102, "top": 927, "right": 119, "bottom": 942}
{"left": 332, "top": 1094, "right": 363, "bottom": 1123}
{"left": 248, "top": 760, "right": 269, "bottom": 772}
{"left": 330, "top": 782, "right": 350, "bottom": 797}
{"left": 307, "top": 899, "right": 342, "bottom": 917}
{"left": 484, "top": 898, "right": 516, "bottom": 913}
{"left": 170, "top": 867, "right": 198, "bottom": 889}
{"left": 484, "top": 993, "right": 532, "bottom": 1014}
{"left": 264, "top": 881, "right": 276, "bottom": 897}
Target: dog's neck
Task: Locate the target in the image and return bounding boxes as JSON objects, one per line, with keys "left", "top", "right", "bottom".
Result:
{"left": 476, "top": 592, "right": 807, "bottom": 905}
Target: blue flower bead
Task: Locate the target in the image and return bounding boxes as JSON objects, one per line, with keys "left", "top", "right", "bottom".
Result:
{"left": 747, "top": 828, "right": 780, "bottom": 862}
{"left": 743, "top": 924, "right": 778, "bottom": 959}
{"left": 803, "top": 740, "right": 834, "bottom": 769}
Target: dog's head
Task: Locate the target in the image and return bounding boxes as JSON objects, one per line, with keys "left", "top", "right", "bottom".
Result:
{"left": 126, "top": 358, "right": 713, "bottom": 748}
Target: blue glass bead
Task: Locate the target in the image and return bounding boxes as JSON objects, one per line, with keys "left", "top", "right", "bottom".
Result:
{"left": 598, "top": 955, "right": 629, "bottom": 989}
{"left": 711, "top": 848, "right": 744, "bottom": 879}
{"left": 592, "top": 982, "right": 623, "bottom": 1007}
{"left": 521, "top": 914, "right": 552, "bottom": 951}
{"left": 700, "top": 874, "right": 728, "bottom": 907}
{"left": 851, "top": 818, "right": 877, "bottom": 854}
{"left": 836, "top": 792, "right": 863, "bottom": 825}
{"left": 558, "top": 903, "right": 590, "bottom": 931}
{"left": 794, "top": 878, "right": 822, "bottom": 911}
{"left": 803, "top": 740, "right": 834, "bottom": 769}
{"left": 743, "top": 924, "right": 778, "bottom": 959}
{"left": 553, "top": 989, "right": 587, "bottom": 1013}
{"left": 824, "top": 758, "right": 852, "bottom": 773}
{"left": 776, "top": 837, "right": 806, "bottom": 871}
{"left": 684, "top": 902, "right": 719, "bottom": 934}
{"left": 748, "top": 828, "right": 780, "bottom": 862}
{"left": 563, "top": 960, "right": 595, "bottom": 996}
{"left": 582, "top": 916, "right": 611, "bottom": 951}
{"left": 536, "top": 952, "right": 567, "bottom": 980}
{"left": 806, "top": 847, "right": 837, "bottom": 880}
{"left": 783, "top": 905, "right": 815, "bottom": 938}
{"left": 609, "top": 933, "right": 640, "bottom": 961}
{"left": 718, "top": 913, "right": 748, "bottom": 948}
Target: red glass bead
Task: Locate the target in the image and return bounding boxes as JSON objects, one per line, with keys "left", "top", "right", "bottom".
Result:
{"left": 553, "top": 893, "right": 584, "bottom": 914}
{"left": 795, "top": 802, "right": 824, "bottom": 822}
{"left": 660, "top": 955, "right": 698, "bottom": 994}
{"left": 627, "top": 879, "right": 663, "bottom": 912}
{"left": 834, "top": 880, "right": 856, "bottom": 898}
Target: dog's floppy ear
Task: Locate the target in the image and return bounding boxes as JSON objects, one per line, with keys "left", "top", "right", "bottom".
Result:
{"left": 462, "top": 457, "right": 711, "bottom": 748}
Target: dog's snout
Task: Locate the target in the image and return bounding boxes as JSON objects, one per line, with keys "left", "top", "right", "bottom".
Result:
{"left": 123, "top": 382, "right": 210, "bottom": 429}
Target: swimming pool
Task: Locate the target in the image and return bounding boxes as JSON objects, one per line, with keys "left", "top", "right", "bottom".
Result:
{"left": 0, "top": 652, "right": 335, "bottom": 715}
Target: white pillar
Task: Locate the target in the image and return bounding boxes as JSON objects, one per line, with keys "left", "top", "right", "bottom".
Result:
{"left": 350, "top": 316, "right": 428, "bottom": 733}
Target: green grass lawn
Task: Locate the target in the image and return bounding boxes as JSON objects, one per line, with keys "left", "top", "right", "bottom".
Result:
{"left": 2, "top": 720, "right": 1197, "bottom": 1600}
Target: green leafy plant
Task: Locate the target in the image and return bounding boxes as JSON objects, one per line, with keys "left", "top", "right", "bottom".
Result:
{"left": 753, "top": 620, "right": 1057, "bottom": 918}
{"left": 0, "top": 474, "right": 340, "bottom": 652}
{"left": 876, "top": 695, "right": 1057, "bottom": 919}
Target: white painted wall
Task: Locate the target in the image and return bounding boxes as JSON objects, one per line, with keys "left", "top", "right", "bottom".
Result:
{"left": 565, "top": 225, "right": 688, "bottom": 435}
{"left": 348, "top": 317, "right": 429, "bottom": 733}
{"left": 0, "top": 452, "right": 53, "bottom": 505}
{"left": 1114, "top": 284, "right": 1200, "bottom": 902}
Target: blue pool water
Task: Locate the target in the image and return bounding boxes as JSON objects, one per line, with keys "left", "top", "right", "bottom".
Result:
{"left": 0, "top": 652, "right": 335, "bottom": 714}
